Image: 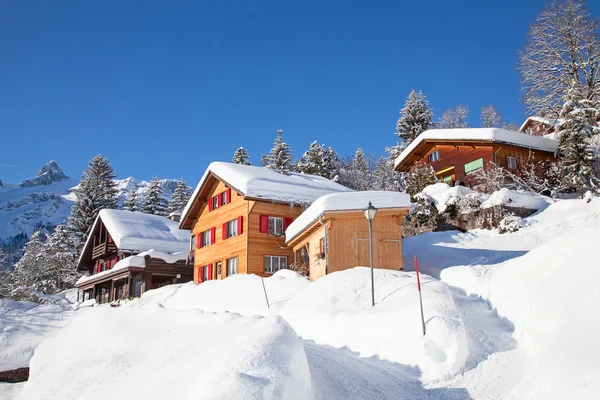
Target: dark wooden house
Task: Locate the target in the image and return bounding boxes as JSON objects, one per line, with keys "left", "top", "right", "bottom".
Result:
{"left": 76, "top": 209, "right": 193, "bottom": 303}
{"left": 394, "top": 128, "right": 559, "bottom": 187}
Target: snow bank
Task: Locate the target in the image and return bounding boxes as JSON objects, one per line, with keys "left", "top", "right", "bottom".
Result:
{"left": 286, "top": 191, "right": 411, "bottom": 243}
{"left": 21, "top": 308, "right": 312, "bottom": 400}
{"left": 278, "top": 268, "right": 467, "bottom": 380}
{"left": 480, "top": 187, "right": 552, "bottom": 211}
{"left": 0, "top": 299, "right": 73, "bottom": 371}
{"left": 136, "top": 269, "right": 310, "bottom": 315}
{"left": 417, "top": 183, "right": 487, "bottom": 213}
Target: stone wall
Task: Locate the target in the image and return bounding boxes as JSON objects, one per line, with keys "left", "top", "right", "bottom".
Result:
{"left": 0, "top": 367, "right": 29, "bottom": 383}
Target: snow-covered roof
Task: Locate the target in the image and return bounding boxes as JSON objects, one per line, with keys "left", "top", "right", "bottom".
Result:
{"left": 285, "top": 191, "right": 412, "bottom": 244}
{"left": 181, "top": 162, "right": 353, "bottom": 226}
{"left": 76, "top": 250, "right": 188, "bottom": 286}
{"left": 518, "top": 116, "right": 562, "bottom": 132}
{"left": 394, "top": 128, "right": 559, "bottom": 169}
{"left": 78, "top": 209, "right": 190, "bottom": 266}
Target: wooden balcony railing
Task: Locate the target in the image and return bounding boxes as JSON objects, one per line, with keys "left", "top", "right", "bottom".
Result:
{"left": 92, "top": 242, "right": 118, "bottom": 259}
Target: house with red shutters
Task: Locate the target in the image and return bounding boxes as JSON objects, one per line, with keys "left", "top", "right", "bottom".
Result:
{"left": 179, "top": 162, "right": 352, "bottom": 282}
{"left": 76, "top": 209, "right": 193, "bottom": 303}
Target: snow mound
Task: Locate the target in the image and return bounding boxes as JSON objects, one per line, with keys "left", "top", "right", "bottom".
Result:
{"left": 278, "top": 268, "right": 468, "bottom": 380}
{"left": 286, "top": 191, "right": 411, "bottom": 243}
{"left": 0, "top": 299, "right": 73, "bottom": 371}
{"left": 480, "top": 188, "right": 552, "bottom": 211}
{"left": 417, "top": 183, "right": 487, "bottom": 213}
{"left": 21, "top": 308, "right": 312, "bottom": 400}
{"left": 135, "top": 269, "right": 310, "bottom": 315}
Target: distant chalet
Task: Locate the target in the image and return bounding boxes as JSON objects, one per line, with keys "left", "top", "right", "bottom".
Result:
{"left": 394, "top": 128, "right": 559, "bottom": 187}
{"left": 76, "top": 209, "right": 192, "bottom": 303}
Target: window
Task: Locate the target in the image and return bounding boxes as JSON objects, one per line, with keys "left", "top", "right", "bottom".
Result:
{"left": 220, "top": 191, "right": 227, "bottom": 206}
{"left": 226, "top": 257, "right": 238, "bottom": 276}
{"left": 226, "top": 219, "right": 238, "bottom": 238}
{"left": 507, "top": 156, "right": 517, "bottom": 170}
{"left": 201, "top": 230, "right": 211, "bottom": 247}
{"left": 443, "top": 175, "right": 452, "bottom": 183}
{"left": 212, "top": 196, "right": 219, "bottom": 210}
{"left": 190, "top": 234, "right": 196, "bottom": 251}
{"left": 268, "top": 216, "right": 284, "bottom": 236}
{"left": 265, "top": 255, "right": 288, "bottom": 274}
{"left": 202, "top": 265, "right": 209, "bottom": 282}
{"left": 428, "top": 150, "right": 440, "bottom": 162}
{"left": 464, "top": 158, "right": 484, "bottom": 175}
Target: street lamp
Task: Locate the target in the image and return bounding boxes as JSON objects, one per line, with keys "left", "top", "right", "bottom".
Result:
{"left": 364, "top": 201, "right": 377, "bottom": 307}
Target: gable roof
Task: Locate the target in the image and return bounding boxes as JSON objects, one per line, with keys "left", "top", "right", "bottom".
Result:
{"left": 519, "top": 116, "right": 562, "bottom": 133}
{"left": 285, "top": 191, "right": 412, "bottom": 245}
{"left": 78, "top": 209, "right": 190, "bottom": 266}
{"left": 394, "top": 128, "right": 559, "bottom": 171}
{"left": 180, "top": 162, "right": 353, "bottom": 229}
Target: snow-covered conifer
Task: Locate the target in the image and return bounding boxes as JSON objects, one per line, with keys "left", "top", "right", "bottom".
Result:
{"left": 323, "top": 146, "right": 340, "bottom": 180}
{"left": 232, "top": 147, "right": 251, "bottom": 165}
{"left": 296, "top": 141, "right": 326, "bottom": 176}
{"left": 68, "top": 154, "right": 118, "bottom": 245}
{"left": 10, "top": 230, "right": 46, "bottom": 291}
{"left": 438, "top": 105, "right": 470, "bottom": 129}
{"left": 556, "top": 82, "right": 600, "bottom": 194}
{"left": 168, "top": 178, "right": 191, "bottom": 214}
{"left": 142, "top": 177, "right": 169, "bottom": 216}
{"left": 372, "top": 157, "right": 402, "bottom": 191}
{"left": 337, "top": 149, "right": 374, "bottom": 191}
{"left": 124, "top": 183, "right": 139, "bottom": 212}
{"left": 37, "top": 224, "right": 80, "bottom": 294}
{"left": 396, "top": 90, "right": 434, "bottom": 147}
{"left": 480, "top": 105, "right": 503, "bottom": 128}
{"left": 404, "top": 162, "right": 436, "bottom": 200}
{"left": 260, "top": 130, "right": 294, "bottom": 172}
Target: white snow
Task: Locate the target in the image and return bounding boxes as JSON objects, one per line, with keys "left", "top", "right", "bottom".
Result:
{"left": 394, "top": 127, "right": 559, "bottom": 169}
{"left": 285, "top": 191, "right": 411, "bottom": 243}
{"left": 181, "top": 162, "right": 353, "bottom": 224}
{"left": 20, "top": 308, "right": 312, "bottom": 400}
{"left": 416, "top": 183, "right": 552, "bottom": 213}
{"left": 78, "top": 209, "right": 189, "bottom": 266}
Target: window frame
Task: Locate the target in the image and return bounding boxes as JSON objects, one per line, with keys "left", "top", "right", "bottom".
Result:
{"left": 464, "top": 157, "right": 484, "bottom": 175}
{"left": 202, "top": 265, "right": 209, "bottom": 282}
{"left": 264, "top": 255, "right": 288, "bottom": 274}
{"left": 220, "top": 191, "right": 227, "bottom": 206}
{"left": 428, "top": 150, "right": 441, "bottom": 162}
{"left": 506, "top": 156, "right": 517, "bottom": 170}
{"left": 268, "top": 216, "right": 284, "bottom": 236}
{"left": 211, "top": 196, "right": 219, "bottom": 210}
{"left": 190, "top": 234, "right": 196, "bottom": 251}
{"left": 226, "top": 219, "right": 238, "bottom": 238}
{"left": 226, "top": 257, "right": 238, "bottom": 276}
{"left": 201, "top": 230, "right": 211, "bottom": 247}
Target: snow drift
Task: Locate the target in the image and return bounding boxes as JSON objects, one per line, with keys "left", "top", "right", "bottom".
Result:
{"left": 21, "top": 308, "right": 312, "bottom": 400}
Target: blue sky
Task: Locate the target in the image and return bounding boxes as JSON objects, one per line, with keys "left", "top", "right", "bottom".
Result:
{"left": 2, "top": 0, "right": 599, "bottom": 185}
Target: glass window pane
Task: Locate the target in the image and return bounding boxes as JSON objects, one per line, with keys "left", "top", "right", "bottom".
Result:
{"left": 280, "top": 257, "right": 287, "bottom": 269}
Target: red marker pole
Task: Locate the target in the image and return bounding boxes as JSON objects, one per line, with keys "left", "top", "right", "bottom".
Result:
{"left": 414, "top": 256, "right": 426, "bottom": 336}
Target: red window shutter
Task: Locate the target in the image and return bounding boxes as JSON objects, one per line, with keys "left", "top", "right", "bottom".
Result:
{"left": 216, "top": 195, "right": 221, "bottom": 208}
{"left": 211, "top": 227, "right": 216, "bottom": 244}
{"left": 208, "top": 263, "right": 213, "bottom": 280}
{"left": 284, "top": 217, "right": 293, "bottom": 231}
{"left": 208, "top": 198, "right": 213, "bottom": 212}
{"left": 222, "top": 222, "right": 227, "bottom": 240}
{"left": 198, "top": 267, "right": 203, "bottom": 283}
{"left": 197, "top": 233, "right": 202, "bottom": 249}
{"left": 259, "top": 215, "right": 269, "bottom": 233}
{"left": 97, "top": 262, "right": 101, "bottom": 274}
{"left": 237, "top": 216, "right": 243, "bottom": 234}
{"left": 226, "top": 188, "right": 231, "bottom": 204}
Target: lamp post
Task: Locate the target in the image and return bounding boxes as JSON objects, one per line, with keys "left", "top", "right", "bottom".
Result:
{"left": 364, "top": 201, "right": 378, "bottom": 307}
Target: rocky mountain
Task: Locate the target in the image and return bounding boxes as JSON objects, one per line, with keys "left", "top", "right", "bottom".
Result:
{"left": 0, "top": 161, "right": 189, "bottom": 268}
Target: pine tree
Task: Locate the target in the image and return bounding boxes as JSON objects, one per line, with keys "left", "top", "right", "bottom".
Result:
{"left": 261, "top": 130, "right": 294, "bottom": 172}
{"left": 68, "top": 154, "right": 118, "bottom": 246}
{"left": 168, "top": 178, "right": 191, "bottom": 214}
{"left": 556, "top": 82, "right": 600, "bottom": 194}
{"left": 296, "top": 141, "right": 326, "bottom": 176}
{"left": 37, "top": 225, "right": 80, "bottom": 294}
{"left": 396, "top": 90, "right": 434, "bottom": 148}
{"left": 337, "top": 149, "right": 373, "bottom": 191}
{"left": 480, "top": 105, "right": 503, "bottom": 128}
{"left": 438, "top": 105, "right": 470, "bottom": 129}
{"left": 232, "top": 147, "right": 251, "bottom": 165}
{"left": 124, "top": 183, "right": 139, "bottom": 212}
{"left": 0, "top": 247, "right": 7, "bottom": 269}
{"left": 323, "top": 146, "right": 340, "bottom": 180}
{"left": 353, "top": 148, "right": 369, "bottom": 173}
{"left": 0, "top": 248, "right": 9, "bottom": 297}
{"left": 372, "top": 157, "right": 402, "bottom": 191}
{"left": 142, "top": 177, "right": 169, "bottom": 216}
{"left": 10, "top": 230, "right": 46, "bottom": 291}
{"left": 404, "top": 162, "right": 437, "bottom": 200}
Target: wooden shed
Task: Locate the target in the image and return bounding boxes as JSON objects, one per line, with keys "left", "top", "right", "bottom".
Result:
{"left": 285, "top": 191, "right": 411, "bottom": 281}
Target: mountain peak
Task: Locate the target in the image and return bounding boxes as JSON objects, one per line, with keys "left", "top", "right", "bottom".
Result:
{"left": 20, "top": 161, "right": 69, "bottom": 187}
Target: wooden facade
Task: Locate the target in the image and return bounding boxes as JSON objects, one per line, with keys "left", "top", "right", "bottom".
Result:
{"left": 76, "top": 215, "right": 193, "bottom": 303}
{"left": 287, "top": 209, "right": 409, "bottom": 280}
{"left": 181, "top": 174, "right": 306, "bottom": 283}
{"left": 396, "top": 140, "right": 557, "bottom": 187}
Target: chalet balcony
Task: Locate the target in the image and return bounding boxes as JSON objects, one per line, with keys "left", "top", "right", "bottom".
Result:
{"left": 92, "top": 242, "right": 118, "bottom": 260}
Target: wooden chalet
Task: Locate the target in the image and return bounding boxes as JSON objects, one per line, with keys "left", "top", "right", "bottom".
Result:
{"left": 76, "top": 209, "right": 193, "bottom": 303}
{"left": 179, "top": 162, "right": 352, "bottom": 282}
{"left": 519, "top": 116, "right": 560, "bottom": 136}
{"left": 394, "top": 128, "right": 559, "bottom": 187}
{"left": 285, "top": 191, "right": 411, "bottom": 280}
